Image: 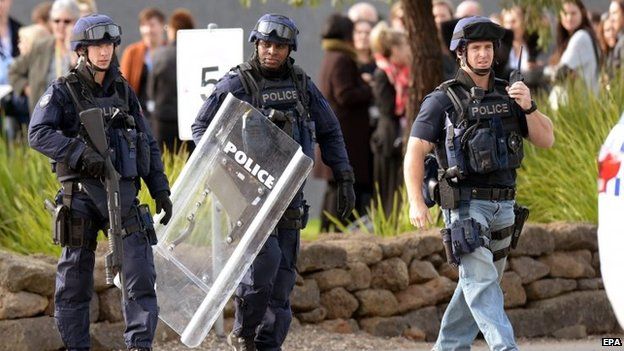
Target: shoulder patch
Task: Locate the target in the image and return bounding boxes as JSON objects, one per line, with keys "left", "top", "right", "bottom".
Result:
{"left": 39, "top": 93, "right": 52, "bottom": 108}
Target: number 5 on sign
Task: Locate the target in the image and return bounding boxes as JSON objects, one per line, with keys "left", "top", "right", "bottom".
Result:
{"left": 177, "top": 28, "right": 243, "bottom": 141}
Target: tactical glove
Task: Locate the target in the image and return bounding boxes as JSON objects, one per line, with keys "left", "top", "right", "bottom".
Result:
{"left": 155, "top": 193, "right": 173, "bottom": 225}
{"left": 335, "top": 170, "right": 356, "bottom": 221}
{"left": 80, "top": 147, "right": 106, "bottom": 178}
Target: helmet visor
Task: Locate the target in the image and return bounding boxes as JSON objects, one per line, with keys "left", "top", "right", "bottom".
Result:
{"left": 255, "top": 20, "right": 296, "bottom": 41}
{"left": 74, "top": 23, "right": 122, "bottom": 42}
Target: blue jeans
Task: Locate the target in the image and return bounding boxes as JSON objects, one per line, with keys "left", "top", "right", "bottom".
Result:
{"left": 434, "top": 200, "right": 518, "bottom": 351}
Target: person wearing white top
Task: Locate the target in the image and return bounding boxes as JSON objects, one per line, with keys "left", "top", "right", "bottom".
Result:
{"left": 546, "top": 0, "right": 600, "bottom": 108}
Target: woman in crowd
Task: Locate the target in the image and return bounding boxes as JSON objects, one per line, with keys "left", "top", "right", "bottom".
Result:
{"left": 31, "top": 1, "right": 53, "bottom": 35}
{"left": 10, "top": 0, "right": 79, "bottom": 114}
{"left": 432, "top": 0, "right": 457, "bottom": 81}
{"left": 316, "top": 13, "right": 373, "bottom": 230}
{"left": 598, "top": 14, "right": 618, "bottom": 86}
{"left": 598, "top": 14, "right": 618, "bottom": 62}
{"left": 389, "top": 2, "right": 405, "bottom": 32}
{"left": 501, "top": 5, "right": 545, "bottom": 90}
{"left": 547, "top": 0, "right": 600, "bottom": 106}
{"left": 3, "top": 24, "right": 50, "bottom": 140}
{"left": 608, "top": 0, "right": 624, "bottom": 77}
{"left": 369, "top": 22, "right": 410, "bottom": 213}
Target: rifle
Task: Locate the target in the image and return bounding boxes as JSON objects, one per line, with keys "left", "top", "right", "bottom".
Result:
{"left": 79, "top": 108, "right": 127, "bottom": 302}
{"left": 509, "top": 46, "right": 524, "bottom": 85}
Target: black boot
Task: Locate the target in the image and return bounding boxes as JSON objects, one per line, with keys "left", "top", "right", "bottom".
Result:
{"left": 227, "top": 332, "right": 256, "bottom": 351}
{"left": 128, "top": 348, "right": 151, "bottom": 351}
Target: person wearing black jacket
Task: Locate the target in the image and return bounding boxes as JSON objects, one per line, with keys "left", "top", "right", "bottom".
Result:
{"left": 147, "top": 9, "right": 195, "bottom": 151}
{"left": 0, "top": 0, "right": 24, "bottom": 140}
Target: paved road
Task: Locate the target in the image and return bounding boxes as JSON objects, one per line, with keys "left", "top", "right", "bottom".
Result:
{"left": 155, "top": 326, "right": 624, "bottom": 351}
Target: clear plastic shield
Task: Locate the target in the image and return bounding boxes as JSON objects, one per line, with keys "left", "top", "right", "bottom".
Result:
{"left": 152, "top": 93, "right": 313, "bottom": 347}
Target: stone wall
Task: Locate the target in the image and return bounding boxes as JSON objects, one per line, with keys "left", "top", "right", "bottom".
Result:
{"left": 0, "top": 223, "right": 619, "bottom": 350}
{"left": 290, "top": 222, "right": 619, "bottom": 340}
{"left": 0, "top": 248, "right": 177, "bottom": 351}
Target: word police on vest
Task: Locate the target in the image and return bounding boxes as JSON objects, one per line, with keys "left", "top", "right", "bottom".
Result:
{"left": 223, "top": 141, "right": 275, "bottom": 189}
{"left": 262, "top": 88, "right": 298, "bottom": 105}
{"left": 470, "top": 102, "right": 511, "bottom": 118}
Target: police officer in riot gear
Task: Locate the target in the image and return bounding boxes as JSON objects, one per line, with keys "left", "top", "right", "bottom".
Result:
{"left": 28, "top": 14, "right": 172, "bottom": 351}
{"left": 404, "top": 17, "right": 554, "bottom": 350}
{"left": 192, "top": 13, "right": 355, "bottom": 351}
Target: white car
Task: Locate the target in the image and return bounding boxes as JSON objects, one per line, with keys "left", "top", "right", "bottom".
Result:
{"left": 598, "top": 112, "right": 624, "bottom": 329}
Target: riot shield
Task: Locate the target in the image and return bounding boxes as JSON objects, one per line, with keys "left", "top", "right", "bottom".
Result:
{"left": 152, "top": 93, "right": 313, "bottom": 347}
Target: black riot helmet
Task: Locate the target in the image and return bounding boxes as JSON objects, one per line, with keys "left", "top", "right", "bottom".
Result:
{"left": 450, "top": 16, "right": 505, "bottom": 76}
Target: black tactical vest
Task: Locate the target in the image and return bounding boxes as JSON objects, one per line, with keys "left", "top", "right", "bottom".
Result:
{"left": 236, "top": 61, "right": 316, "bottom": 158}
{"left": 435, "top": 78, "right": 524, "bottom": 180}
{"left": 58, "top": 71, "right": 150, "bottom": 180}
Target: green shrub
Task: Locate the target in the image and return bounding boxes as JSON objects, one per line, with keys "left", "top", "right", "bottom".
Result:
{"left": 323, "top": 185, "right": 443, "bottom": 237}
{"left": 516, "top": 79, "right": 623, "bottom": 223}
{"left": 0, "top": 142, "right": 189, "bottom": 256}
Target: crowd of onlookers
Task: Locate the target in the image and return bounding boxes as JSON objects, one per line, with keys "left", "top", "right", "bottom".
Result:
{"left": 1, "top": 0, "right": 196, "bottom": 151}
{"left": 1, "top": 0, "right": 623, "bottom": 225}
{"left": 315, "top": 0, "right": 624, "bottom": 227}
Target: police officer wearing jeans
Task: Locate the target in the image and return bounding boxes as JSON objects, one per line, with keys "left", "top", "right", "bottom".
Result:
{"left": 404, "top": 17, "right": 554, "bottom": 351}
{"left": 28, "top": 14, "right": 172, "bottom": 351}
{"left": 192, "top": 13, "right": 355, "bottom": 351}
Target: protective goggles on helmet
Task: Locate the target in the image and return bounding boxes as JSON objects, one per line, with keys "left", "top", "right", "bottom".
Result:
{"left": 254, "top": 20, "right": 297, "bottom": 40}
{"left": 72, "top": 23, "right": 122, "bottom": 42}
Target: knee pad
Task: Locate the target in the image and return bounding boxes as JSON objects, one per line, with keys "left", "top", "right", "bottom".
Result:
{"left": 449, "top": 218, "right": 485, "bottom": 263}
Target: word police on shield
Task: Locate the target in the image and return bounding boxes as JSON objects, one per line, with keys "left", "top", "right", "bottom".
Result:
{"left": 176, "top": 27, "right": 243, "bottom": 140}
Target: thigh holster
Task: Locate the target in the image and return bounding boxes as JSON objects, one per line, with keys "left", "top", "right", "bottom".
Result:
{"left": 116, "top": 204, "right": 158, "bottom": 245}
{"left": 488, "top": 204, "right": 530, "bottom": 261}
{"left": 51, "top": 181, "right": 96, "bottom": 251}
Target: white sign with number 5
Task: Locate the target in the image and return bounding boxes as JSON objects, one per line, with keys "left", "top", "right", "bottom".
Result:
{"left": 177, "top": 27, "right": 243, "bottom": 141}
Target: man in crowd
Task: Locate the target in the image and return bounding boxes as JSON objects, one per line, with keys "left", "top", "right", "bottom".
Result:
{"left": 28, "top": 14, "right": 172, "bottom": 351}
{"left": 404, "top": 16, "right": 554, "bottom": 351}
{"left": 192, "top": 13, "right": 355, "bottom": 351}
{"left": 120, "top": 7, "right": 166, "bottom": 115}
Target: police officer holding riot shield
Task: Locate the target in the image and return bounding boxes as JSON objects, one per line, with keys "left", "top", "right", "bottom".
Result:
{"left": 404, "top": 17, "right": 554, "bottom": 350}
{"left": 192, "top": 13, "right": 355, "bottom": 351}
{"left": 28, "top": 14, "right": 172, "bottom": 351}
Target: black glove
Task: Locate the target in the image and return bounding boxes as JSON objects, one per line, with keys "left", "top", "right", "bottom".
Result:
{"left": 79, "top": 146, "right": 106, "bottom": 178}
{"left": 155, "top": 193, "right": 173, "bottom": 225}
{"left": 335, "top": 170, "right": 356, "bottom": 221}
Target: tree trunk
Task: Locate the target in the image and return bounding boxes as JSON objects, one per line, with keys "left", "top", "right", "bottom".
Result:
{"left": 401, "top": 0, "right": 442, "bottom": 142}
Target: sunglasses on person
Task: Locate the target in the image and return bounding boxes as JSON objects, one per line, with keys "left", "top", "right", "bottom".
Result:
{"left": 53, "top": 18, "right": 74, "bottom": 25}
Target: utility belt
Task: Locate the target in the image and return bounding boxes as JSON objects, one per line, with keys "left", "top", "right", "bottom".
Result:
{"left": 276, "top": 201, "right": 309, "bottom": 231}
{"left": 437, "top": 176, "right": 515, "bottom": 209}
{"left": 45, "top": 181, "right": 157, "bottom": 250}
{"left": 440, "top": 204, "right": 529, "bottom": 266}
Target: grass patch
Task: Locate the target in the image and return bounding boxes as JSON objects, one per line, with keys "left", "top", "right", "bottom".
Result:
{"left": 0, "top": 142, "right": 190, "bottom": 256}
{"left": 516, "top": 79, "right": 623, "bottom": 223}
